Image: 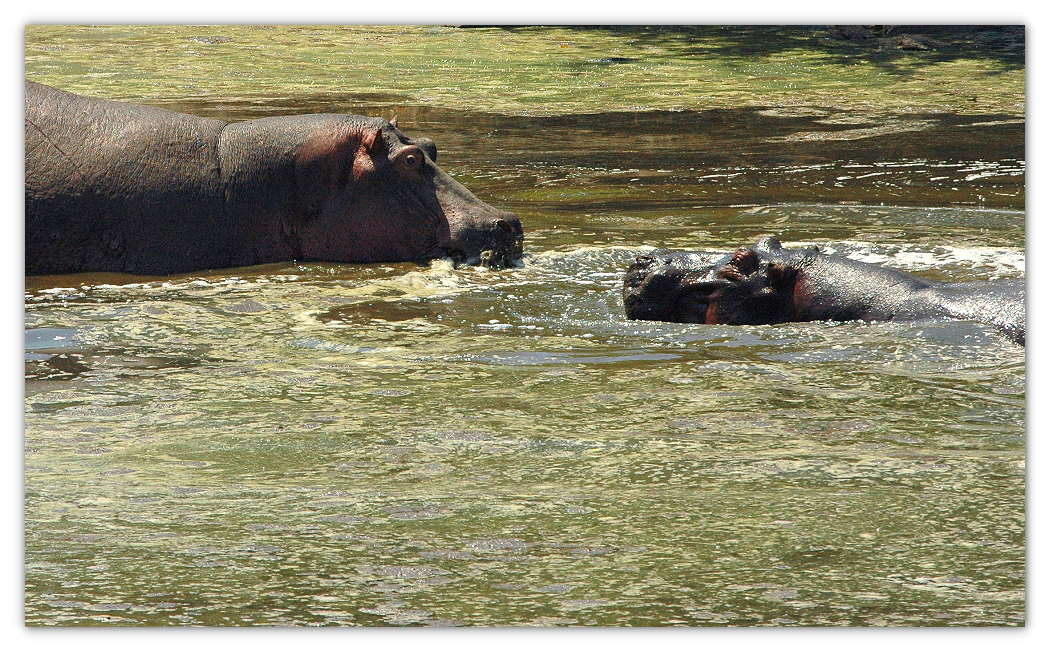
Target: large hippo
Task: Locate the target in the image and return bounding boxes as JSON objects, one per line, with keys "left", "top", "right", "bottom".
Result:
{"left": 623, "top": 236, "right": 1025, "bottom": 345}
{"left": 25, "top": 80, "right": 523, "bottom": 276}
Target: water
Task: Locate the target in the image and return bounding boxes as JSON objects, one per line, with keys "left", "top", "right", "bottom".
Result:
{"left": 24, "top": 26, "right": 1024, "bottom": 627}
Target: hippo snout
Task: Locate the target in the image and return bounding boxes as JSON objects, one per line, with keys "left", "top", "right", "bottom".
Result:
{"left": 623, "top": 250, "right": 732, "bottom": 323}
{"left": 445, "top": 208, "right": 524, "bottom": 269}
{"left": 476, "top": 210, "right": 524, "bottom": 268}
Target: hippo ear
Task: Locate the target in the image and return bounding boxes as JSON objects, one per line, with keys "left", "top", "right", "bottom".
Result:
{"left": 390, "top": 116, "right": 398, "bottom": 129}
{"left": 359, "top": 124, "right": 385, "bottom": 156}
{"left": 346, "top": 124, "right": 388, "bottom": 182}
{"left": 294, "top": 128, "right": 356, "bottom": 220}
{"left": 755, "top": 236, "right": 783, "bottom": 253}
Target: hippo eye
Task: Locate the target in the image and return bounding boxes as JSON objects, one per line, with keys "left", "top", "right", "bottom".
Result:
{"left": 398, "top": 147, "right": 424, "bottom": 172}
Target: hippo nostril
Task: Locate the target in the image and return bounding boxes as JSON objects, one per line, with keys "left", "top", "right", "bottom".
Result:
{"left": 496, "top": 219, "right": 513, "bottom": 233}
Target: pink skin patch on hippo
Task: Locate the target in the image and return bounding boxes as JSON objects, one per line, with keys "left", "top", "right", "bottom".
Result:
{"left": 351, "top": 126, "right": 383, "bottom": 180}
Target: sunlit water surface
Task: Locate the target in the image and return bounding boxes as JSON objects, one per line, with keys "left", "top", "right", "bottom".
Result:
{"left": 24, "top": 26, "right": 1024, "bottom": 627}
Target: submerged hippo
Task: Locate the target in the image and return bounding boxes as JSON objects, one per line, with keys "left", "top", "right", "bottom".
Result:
{"left": 623, "top": 236, "right": 1025, "bottom": 345}
{"left": 25, "top": 80, "right": 523, "bottom": 276}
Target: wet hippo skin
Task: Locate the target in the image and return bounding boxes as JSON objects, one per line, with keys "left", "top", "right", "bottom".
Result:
{"left": 623, "top": 236, "right": 1025, "bottom": 345}
{"left": 25, "top": 80, "right": 523, "bottom": 275}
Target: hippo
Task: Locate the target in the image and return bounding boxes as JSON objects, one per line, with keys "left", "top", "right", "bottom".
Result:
{"left": 623, "top": 236, "right": 1025, "bottom": 345}
{"left": 25, "top": 80, "right": 523, "bottom": 276}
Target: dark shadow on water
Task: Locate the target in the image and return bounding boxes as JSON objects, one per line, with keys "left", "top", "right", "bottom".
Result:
{"left": 494, "top": 25, "right": 1025, "bottom": 74}
{"left": 145, "top": 87, "right": 1025, "bottom": 212}
{"left": 160, "top": 93, "right": 1024, "bottom": 167}
{"left": 150, "top": 92, "right": 410, "bottom": 123}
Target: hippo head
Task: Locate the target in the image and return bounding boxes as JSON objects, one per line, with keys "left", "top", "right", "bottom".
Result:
{"left": 292, "top": 116, "right": 523, "bottom": 268}
{"left": 623, "top": 236, "right": 808, "bottom": 324}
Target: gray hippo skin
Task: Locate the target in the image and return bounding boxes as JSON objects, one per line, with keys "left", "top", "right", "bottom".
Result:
{"left": 624, "top": 236, "right": 1025, "bottom": 345}
{"left": 25, "top": 80, "right": 523, "bottom": 275}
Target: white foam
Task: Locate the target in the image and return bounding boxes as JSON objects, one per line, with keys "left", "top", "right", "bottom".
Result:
{"left": 805, "top": 240, "right": 1025, "bottom": 278}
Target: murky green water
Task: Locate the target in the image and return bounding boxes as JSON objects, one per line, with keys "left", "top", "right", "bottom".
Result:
{"left": 24, "top": 26, "right": 1024, "bottom": 626}
{"left": 24, "top": 25, "right": 1024, "bottom": 117}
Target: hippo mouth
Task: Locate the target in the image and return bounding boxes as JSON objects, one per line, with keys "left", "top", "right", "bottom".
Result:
{"left": 442, "top": 238, "right": 524, "bottom": 269}
{"left": 623, "top": 250, "right": 731, "bottom": 322}
{"left": 441, "top": 216, "right": 525, "bottom": 269}
{"left": 478, "top": 239, "right": 525, "bottom": 268}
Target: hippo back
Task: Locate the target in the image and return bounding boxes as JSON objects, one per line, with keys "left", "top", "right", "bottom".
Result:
{"left": 25, "top": 80, "right": 231, "bottom": 275}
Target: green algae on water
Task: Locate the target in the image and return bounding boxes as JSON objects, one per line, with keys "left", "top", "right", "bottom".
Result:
{"left": 25, "top": 25, "right": 1024, "bottom": 118}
